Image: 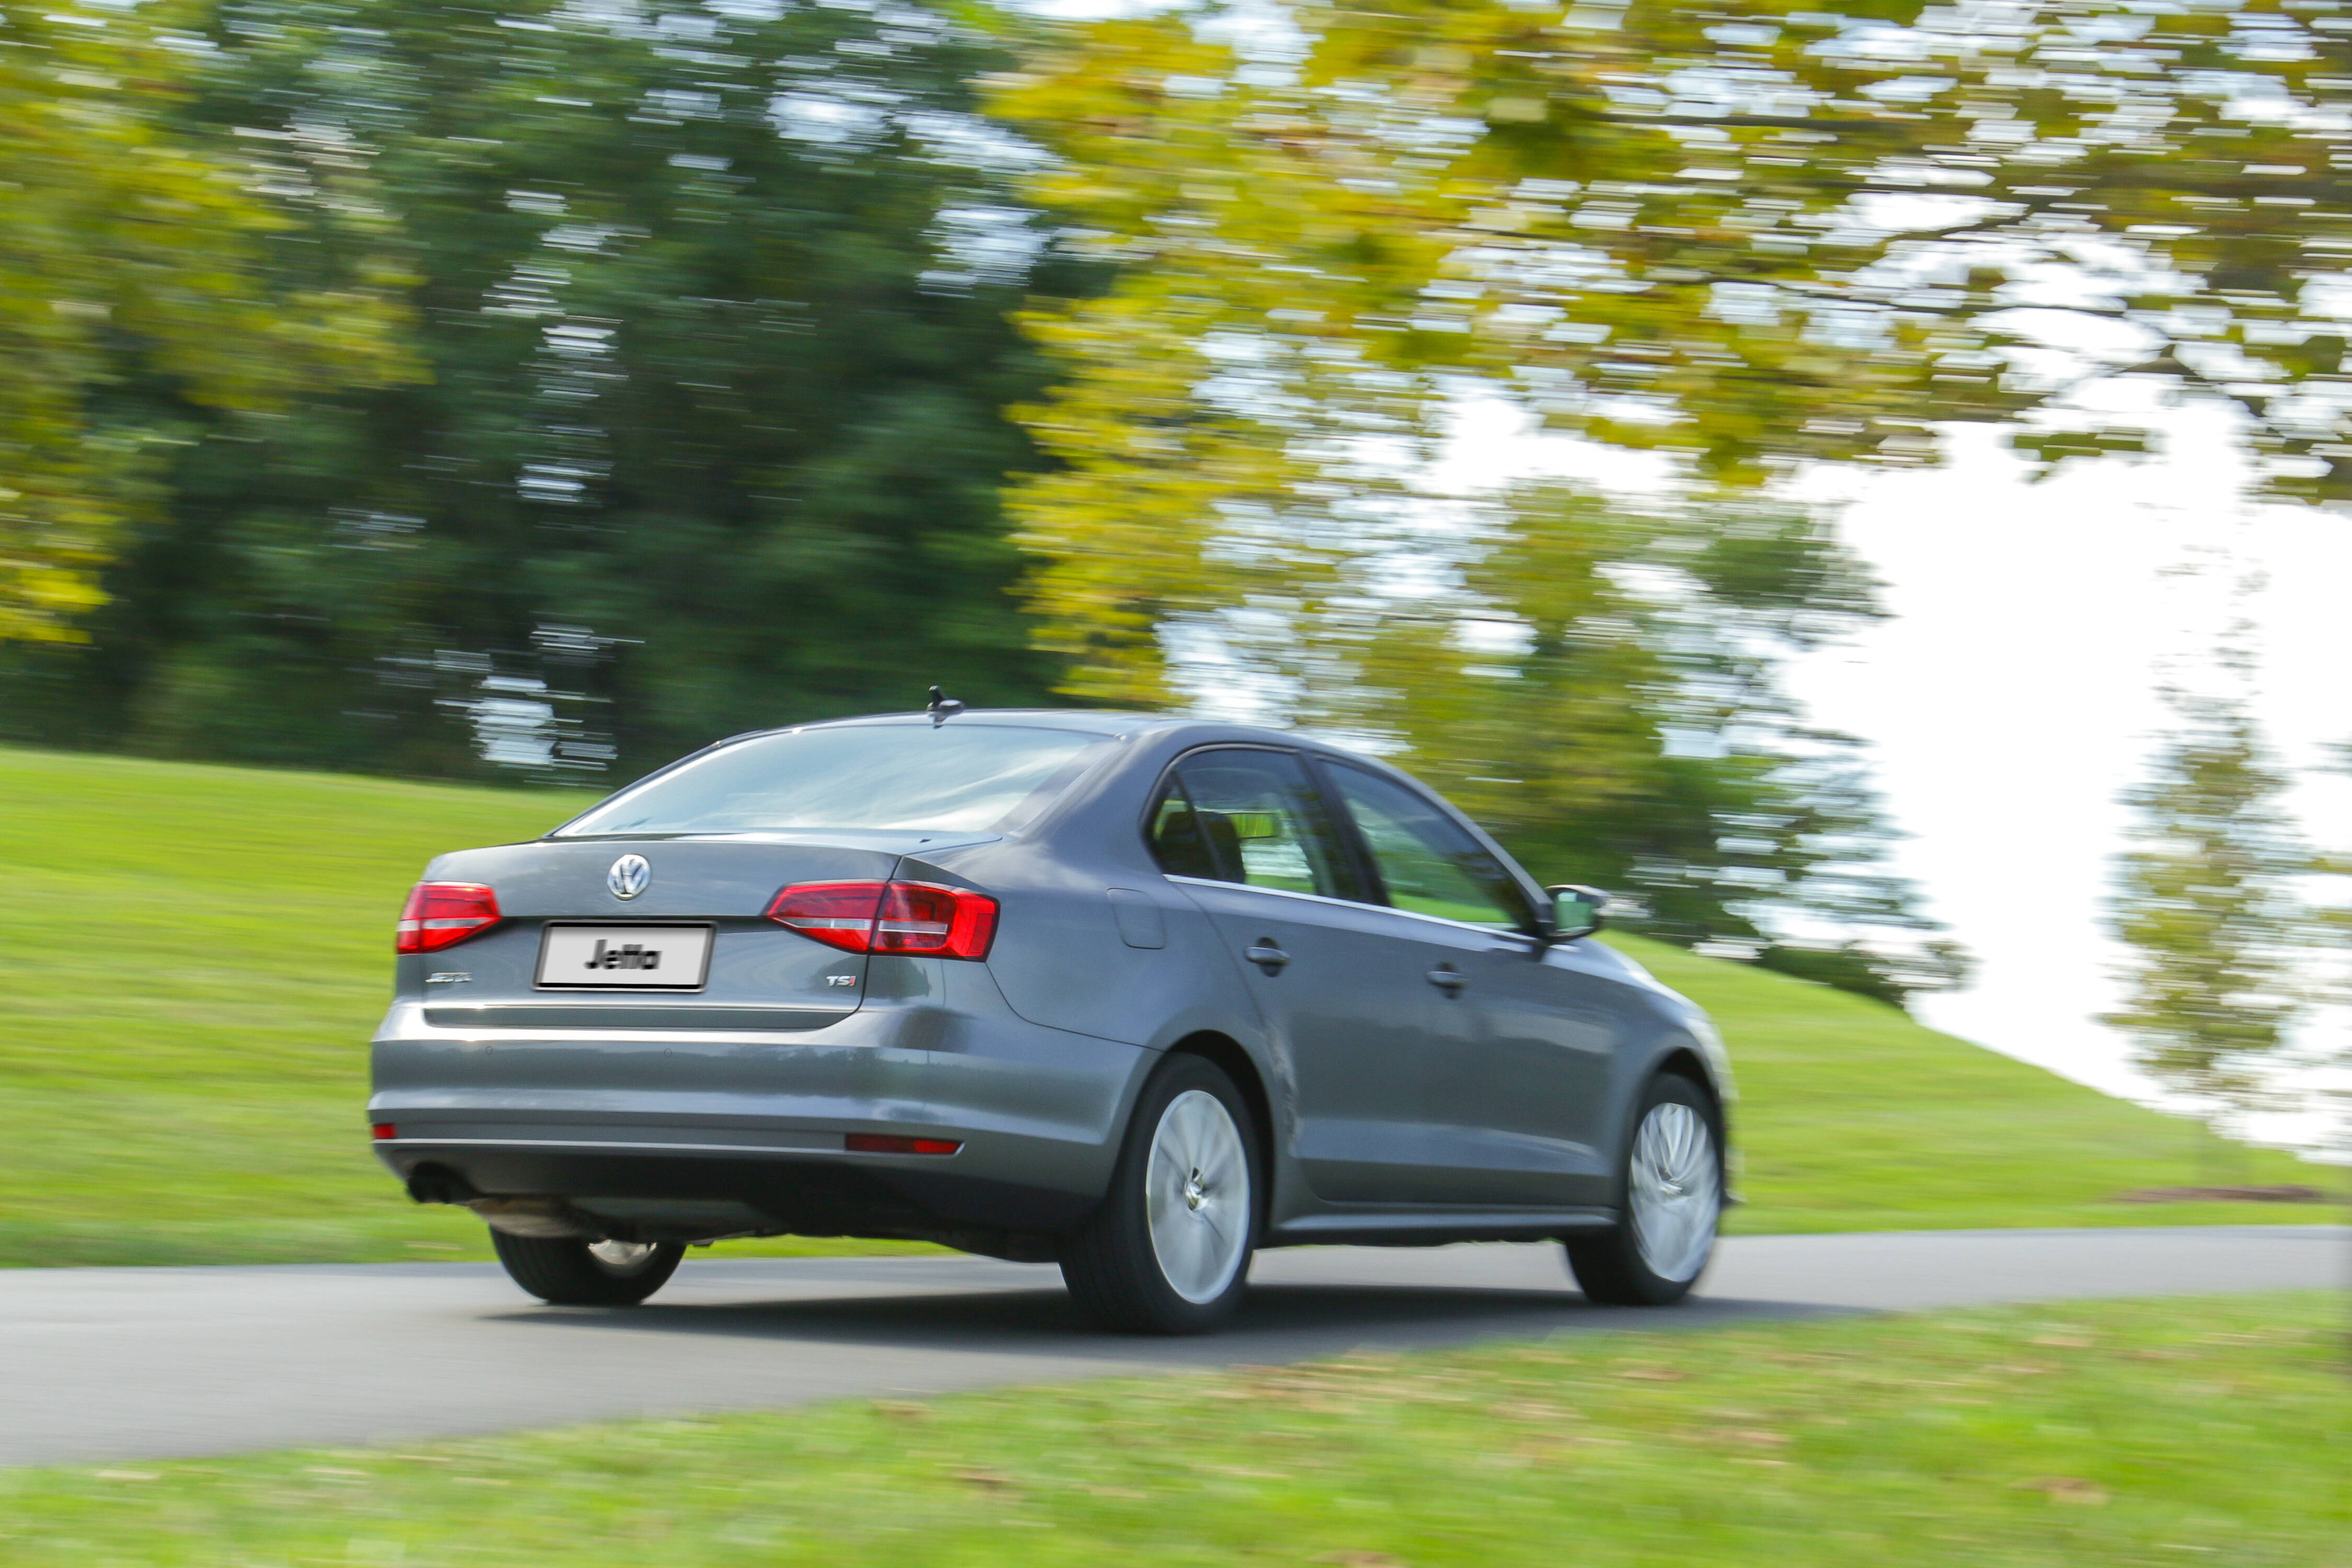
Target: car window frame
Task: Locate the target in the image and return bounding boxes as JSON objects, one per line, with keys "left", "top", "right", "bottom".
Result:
{"left": 1304, "top": 754, "right": 1547, "bottom": 940}
{"left": 1141, "top": 744, "right": 1372, "bottom": 904}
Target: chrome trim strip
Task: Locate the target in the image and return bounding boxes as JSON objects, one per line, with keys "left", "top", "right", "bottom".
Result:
{"left": 378, "top": 1137, "right": 850, "bottom": 1156}
{"left": 1164, "top": 874, "right": 1537, "bottom": 944}
{"left": 423, "top": 1005, "right": 849, "bottom": 1032}
{"left": 397, "top": 1032, "right": 866, "bottom": 1046}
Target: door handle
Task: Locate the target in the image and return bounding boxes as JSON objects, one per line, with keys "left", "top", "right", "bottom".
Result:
{"left": 1245, "top": 941, "right": 1290, "bottom": 976}
{"left": 1426, "top": 964, "right": 1466, "bottom": 995}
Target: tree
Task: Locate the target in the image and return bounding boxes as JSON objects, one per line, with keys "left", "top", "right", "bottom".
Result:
{"left": 2312, "top": 741, "right": 2352, "bottom": 1166}
{"left": 0, "top": 0, "right": 411, "bottom": 642}
{"left": 989, "top": 0, "right": 2352, "bottom": 706}
{"left": 1325, "top": 483, "right": 1966, "bottom": 1005}
{"left": 2104, "top": 680, "right": 2309, "bottom": 1152}
{"left": 2, "top": 0, "right": 1074, "bottom": 777}
{"left": 979, "top": 0, "right": 2352, "bottom": 978}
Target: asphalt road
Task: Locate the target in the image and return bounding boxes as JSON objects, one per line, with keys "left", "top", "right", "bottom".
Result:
{"left": 1, "top": 1225, "right": 2339, "bottom": 1468}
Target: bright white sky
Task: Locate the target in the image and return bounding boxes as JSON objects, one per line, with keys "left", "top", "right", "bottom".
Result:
{"left": 1438, "top": 391, "right": 2352, "bottom": 1155}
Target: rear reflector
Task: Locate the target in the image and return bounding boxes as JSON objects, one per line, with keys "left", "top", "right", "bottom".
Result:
{"left": 845, "top": 1134, "right": 963, "bottom": 1156}
{"left": 396, "top": 882, "right": 501, "bottom": 954}
{"left": 766, "top": 880, "right": 998, "bottom": 960}
{"left": 372, "top": 1123, "right": 397, "bottom": 1140}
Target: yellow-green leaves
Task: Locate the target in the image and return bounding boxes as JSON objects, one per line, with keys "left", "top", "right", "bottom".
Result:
{"left": 995, "top": 1, "right": 2352, "bottom": 706}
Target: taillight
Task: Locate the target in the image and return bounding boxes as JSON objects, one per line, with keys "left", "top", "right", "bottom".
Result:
{"left": 765, "top": 879, "right": 999, "bottom": 960}
{"left": 764, "top": 881, "right": 888, "bottom": 953}
{"left": 876, "top": 882, "right": 999, "bottom": 958}
{"left": 396, "top": 882, "right": 501, "bottom": 954}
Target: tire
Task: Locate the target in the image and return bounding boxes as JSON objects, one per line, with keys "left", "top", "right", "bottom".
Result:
{"left": 490, "top": 1231, "right": 685, "bottom": 1306}
{"left": 1061, "top": 1054, "right": 1261, "bottom": 1335}
{"left": 1566, "top": 1073, "right": 1723, "bottom": 1307}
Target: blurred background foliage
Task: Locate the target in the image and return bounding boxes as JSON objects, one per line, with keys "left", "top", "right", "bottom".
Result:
{"left": 5, "top": 0, "right": 2351, "bottom": 1005}
{"left": 3, "top": 0, "right": 1074, "bottom": 775}
{"left": 0, "top": 0, "right": 414, "bottom": 640}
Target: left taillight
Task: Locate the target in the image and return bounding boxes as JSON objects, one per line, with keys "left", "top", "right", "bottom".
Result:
{"left": 396, "top": 882, "right": 502, "bottom": 954}
{"left": 765, "top": 879, "right": 998, "bottom": 961}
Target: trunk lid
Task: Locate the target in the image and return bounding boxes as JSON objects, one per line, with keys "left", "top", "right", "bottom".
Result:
{"left": 401, "top": 833, "right": 993, "bottom": 1026}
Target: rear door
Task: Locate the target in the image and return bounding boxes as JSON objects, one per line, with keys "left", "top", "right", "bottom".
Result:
{"left": 1318, "top": 762, "right": 1617, "bottom": 1207}
{"left": 1151, "top": 747, "right": 1478, "bottom": 1205}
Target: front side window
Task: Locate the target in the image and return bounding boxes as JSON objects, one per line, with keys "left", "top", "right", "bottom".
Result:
{"left": 1325, "top": 763, "right": 1535, "bottom": 932}
{"left": 1152, "top": 748, "right": 1358, "bottom": 899}
{"left": 555, "top": 724, "right": 1110, "bottom": 837}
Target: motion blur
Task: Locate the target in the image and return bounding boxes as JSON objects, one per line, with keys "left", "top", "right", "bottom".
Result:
{"left": 0, "top": 0, "right": 2346, "bottom": 1555}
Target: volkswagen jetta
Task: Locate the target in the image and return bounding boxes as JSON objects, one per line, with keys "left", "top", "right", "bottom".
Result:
{"left": 370, "top": 707, "right": 1733, "bottom": 1332}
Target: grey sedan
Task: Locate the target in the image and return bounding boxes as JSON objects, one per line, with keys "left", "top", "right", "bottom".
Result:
{"left": 371, "top": 708, "right": 1733, "bottom": 1332}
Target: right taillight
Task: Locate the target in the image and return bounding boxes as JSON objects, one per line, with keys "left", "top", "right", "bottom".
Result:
{"left": 396, "top": 882, "right": 501, "bottom": 953}
{"left": 765, "top": 879, "right": 998, "bottom": 961}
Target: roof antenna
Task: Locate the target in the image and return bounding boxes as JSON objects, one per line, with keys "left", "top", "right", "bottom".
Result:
{"left": 926, "top": 686, "right": 966, "bottom": 727}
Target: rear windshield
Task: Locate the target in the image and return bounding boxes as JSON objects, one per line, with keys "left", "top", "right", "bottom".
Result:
{"left": 554, "top": 724, "right": 1111, "bottom": 837}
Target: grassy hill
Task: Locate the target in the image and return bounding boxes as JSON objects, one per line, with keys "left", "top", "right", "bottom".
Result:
{"left": 0, "top": 743, "right": 2326, "bottom": 1268}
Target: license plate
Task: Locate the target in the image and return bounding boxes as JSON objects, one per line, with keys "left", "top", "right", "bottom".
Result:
{"left": 535, "top": 924, "right": 713, "bottom": 990}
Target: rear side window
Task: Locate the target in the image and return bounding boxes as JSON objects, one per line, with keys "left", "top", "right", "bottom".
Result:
{"left": 1324, "top": 763, "right": 1536, "bottom": 932}
{"left": 555, "top": 724, "right": 1109, "bottom": 837}
{"left": 1151, "top": 748, "right": 1359, "bottom": 900}
{"left": 1145, "top": 780, "right": 1221, "bottom": 880}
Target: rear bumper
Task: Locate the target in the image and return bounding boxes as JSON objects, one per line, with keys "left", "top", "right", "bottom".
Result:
{"left": 367, "top": 983, "right": 1151, "bottom": 1254}
{"left": 371, "top": 1141, "right": 1099, "bottom": 1256}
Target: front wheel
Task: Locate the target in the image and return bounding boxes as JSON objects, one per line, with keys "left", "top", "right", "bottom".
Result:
{"left": 1061, "top": 1055, "right": 1260, "bottom": 1334}
{"left": 491, "top": 1231, "right": 684, "bottom": 1306}
{"left": 1566, "top": 1073, "right": 1722, "bottom": 1306}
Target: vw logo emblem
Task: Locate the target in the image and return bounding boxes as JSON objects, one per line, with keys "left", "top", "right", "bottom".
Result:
{"left": 606, "top": 854, "right": 651, "bottom": 901}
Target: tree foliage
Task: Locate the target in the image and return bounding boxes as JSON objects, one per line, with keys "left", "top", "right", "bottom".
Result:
{"left": 2104, "top": 682, "right": 2309, "bottom": 1129}
{"left": 0, "top": 0, "right": 412, "bottom": 642}
{"left": 1324, "top": 483, "right": 1966, "bottom": 1005}
{"left": 991, "top": 0, "right": 2352, "bottom": 702}
{"left": 4, "top": 0, "right": 1071, "bottom": 776}
{"left": 980, "top": 0, "right": 2352, "bottom": 980}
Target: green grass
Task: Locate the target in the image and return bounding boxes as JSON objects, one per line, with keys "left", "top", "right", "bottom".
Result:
{"left": 1622, "top": 942, "right": 2332, "bottom": 1235}
{"left": 0, "top": 742, "right": 2329, "bottom": 1269}
{"left": 2, "top": 1292, "right": 2343, "bottom": 1564}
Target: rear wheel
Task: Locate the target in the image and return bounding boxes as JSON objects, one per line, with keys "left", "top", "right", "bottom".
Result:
{"left": 1566, "top": 1073, "right": 1722, "bottom": 1307}
{"left": 1062, "top": 1055, "right": 1259, "bottom": 1334}
{"left": 491, "top": 1231, "right": 684, "bottom": 1306}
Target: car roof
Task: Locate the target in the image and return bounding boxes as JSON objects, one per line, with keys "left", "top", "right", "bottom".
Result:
{"left": 720, "top": 710, "right": 1397, "bottom": 775}
{"left": 797, "top": 708, "right": 1166, "bottom": 737}
{"left": 774, "top": 709, "right": 1356, "bottom": 749}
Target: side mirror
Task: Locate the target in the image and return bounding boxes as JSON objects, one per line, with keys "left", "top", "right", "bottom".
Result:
{"left": 1546, "top": 884, "right": 1608, "bottom": 943}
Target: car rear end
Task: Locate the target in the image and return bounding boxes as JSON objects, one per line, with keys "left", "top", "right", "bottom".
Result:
{"left": 367, "top": 718, "right": 1150, "bottom": 1261}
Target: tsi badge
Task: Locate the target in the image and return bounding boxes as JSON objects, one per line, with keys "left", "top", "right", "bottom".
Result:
{"left": 607, "top": 854, "right": 651, "bottom": 901}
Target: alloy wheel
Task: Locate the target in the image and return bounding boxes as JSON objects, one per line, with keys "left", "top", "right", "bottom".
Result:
{"left": 586, "top": 1240, "right": 659, "bottom": 1271}
{"left": 1626, "top": 1101, "right": 1720, "bottom": 1283}
{"left": 1145, "top": 1089, "right": 1251, "bottom": 1304}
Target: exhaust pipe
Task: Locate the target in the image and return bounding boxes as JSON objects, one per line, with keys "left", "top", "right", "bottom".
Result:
{"left": 405, "top": 1165, "right": 479, "bottom": 1206}
{"left": 406, "top": 1165, "right": 604, "bottom": 1239}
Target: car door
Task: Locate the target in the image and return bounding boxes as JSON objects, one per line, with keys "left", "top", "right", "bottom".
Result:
{"left": 1318, "top": 760, "right": 1617, "bottom": 1207}
{"left": 1148, "top": 747, "right": 1479, "bottom": 1206}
